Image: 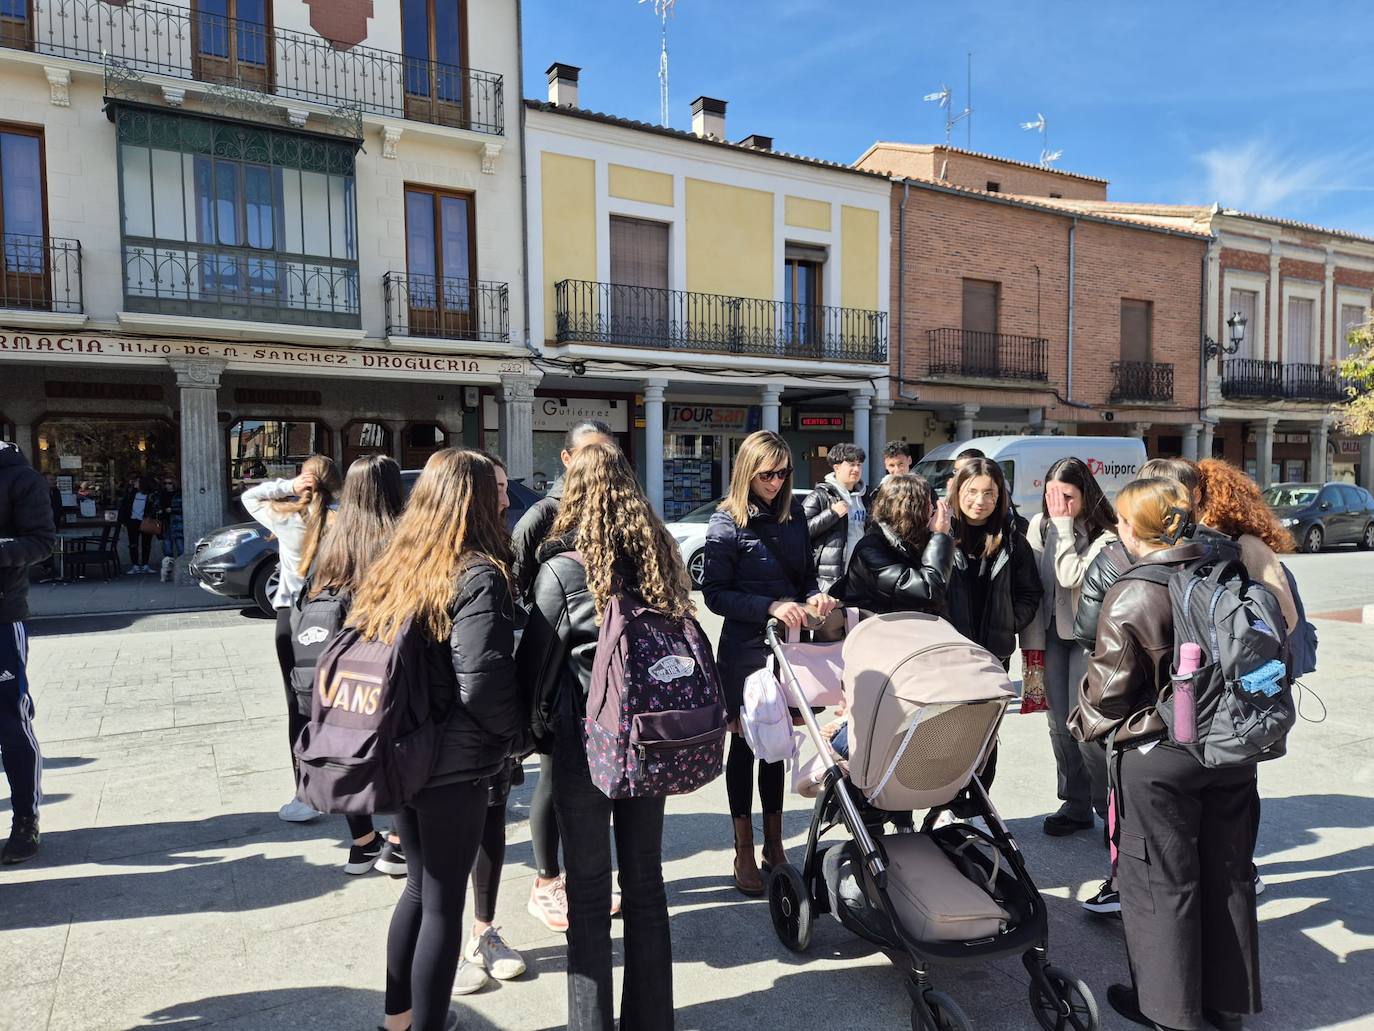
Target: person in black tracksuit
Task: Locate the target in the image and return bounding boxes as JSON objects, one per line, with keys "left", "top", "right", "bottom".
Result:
{"left": 0, "top": 442, "right": 57, "bottom": 865}
{"left": 942, "top": 458, "right": 1042, "bottom": 807}
{"left": 1072, "top": 477, "right": 1259, "bottom": 1031}
{"left": 704, "top": 430, "right": 836, "bottom": 897}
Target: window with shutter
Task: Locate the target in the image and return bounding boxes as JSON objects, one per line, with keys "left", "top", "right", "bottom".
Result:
{"left": 1286, "top": 297, "right": 1315, "bottom": 365}
{"left": 609, "top": 216, "right": 669, "bottom": 339}
{"left": 1120, "top": 299, "right": 1152, "bottom": 363}
{"left": 961, "top": 279, "right": 999, "bottom": 336}
{"left": 1228, "top": 288, "right": 1258, "bottom": 360}
{"left": 1340, "top": 303, "right": 1366, "bottom": 357}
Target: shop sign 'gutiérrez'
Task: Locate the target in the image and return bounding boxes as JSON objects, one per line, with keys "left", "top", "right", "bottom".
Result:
{"left": 0, "top": 333, "right": 529, "bottom": 380}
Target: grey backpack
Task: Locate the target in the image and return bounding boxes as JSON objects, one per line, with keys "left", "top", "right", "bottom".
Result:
{"left": 1122, "top": 554, "right": 1294, "bottom": 768}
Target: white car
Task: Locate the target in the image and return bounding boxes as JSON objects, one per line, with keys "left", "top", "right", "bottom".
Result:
{"left": 666, "top": 499, "right": 720, "bottom": 588}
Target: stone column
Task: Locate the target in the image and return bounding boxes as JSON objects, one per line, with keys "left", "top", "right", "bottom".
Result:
{"left": 870, "top": 398, "right": 892, "bottom": 470}
{"left": 1254, "top": 416, "right": 1278, "bottom": 488}
{"left": 760, "top": 384, "right": 783, "bottom": 434}
{"left": 1181, "top": 424, "right": 1200, "bottom": 462}
{"left": 1310, "top": 418, "right": 1331, "bottom": 484}
{"left": 169, "top": 358, "right": 227, "bottom": 551}
{"left": 386, "top": 420, "right": 405, "bottom": 461}
{"left": 1199, "top": 422, "right": 1216, "bottom": 462}
{"left": 1361, "top": 433, "right": 1374, "bottom": 489}
{"left": 852, "top": 388, "right": 873, "bottom": 484}
{"left": 643, "top": 379, "right": 667, "bottom": 514}
{"left": 954, "top": 403, "right": 979, "bottom": 445}
{"left": 1127, "top": 422, "right": 1152, "bottom": 439}
{"left": 497, "top": 374, "right": 539, "bottom": 487}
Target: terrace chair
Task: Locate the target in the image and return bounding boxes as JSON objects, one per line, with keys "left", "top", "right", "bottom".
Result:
{"left": 64, "top": 523, "right": 122, "bottom": 580}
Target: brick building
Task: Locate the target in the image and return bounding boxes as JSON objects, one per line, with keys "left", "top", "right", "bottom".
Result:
{"left": 853, "top": 144, "right": 1211, "bottom": 459}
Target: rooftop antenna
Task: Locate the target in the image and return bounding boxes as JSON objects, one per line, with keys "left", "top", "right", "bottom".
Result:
{"left": 1020, "top": 112, "right": 1063, "bottom": 168}
{"left": 639, "top": 0, "right": 676, "bottom": 126}
{"left": 922, "top": 53, "right": 973, "bottom": 147}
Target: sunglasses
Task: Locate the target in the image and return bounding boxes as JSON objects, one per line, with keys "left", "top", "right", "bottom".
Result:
{"left": 755, "top": 467, "right": 792, "bottom": 483}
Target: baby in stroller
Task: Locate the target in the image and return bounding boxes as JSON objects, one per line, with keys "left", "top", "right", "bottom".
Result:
{"left": 765, "top": 608, "right": 1100, "bottom": 1031}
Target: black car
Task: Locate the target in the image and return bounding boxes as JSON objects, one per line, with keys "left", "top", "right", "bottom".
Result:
{"left": 191, "top": 471, "right": 540, "bottom": 615}
{"left": 1264, "top": 481, "right": 1374, "bottom": 554}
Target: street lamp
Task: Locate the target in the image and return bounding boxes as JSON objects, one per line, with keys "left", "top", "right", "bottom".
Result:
{"left": 1205, "top": 311, "right": 1248, "bottom": 360}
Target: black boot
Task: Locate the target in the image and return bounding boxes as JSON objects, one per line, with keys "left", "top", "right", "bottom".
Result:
{"left": 2, "top": 815, "right": 39, "bottom": 865}
{"left": 1203, "top": 1009, "right": 1243, "bottom": 1031}
{"left": 1106, "top": 984, "right": 1188, "bottom": 1030}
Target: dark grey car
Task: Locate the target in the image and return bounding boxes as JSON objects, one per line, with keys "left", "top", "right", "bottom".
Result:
{"left": 190, "top": 471, "right": 540, "bottom": 615}
{"left": 1264, "top": 482, "right": 1374, "bottom": 554}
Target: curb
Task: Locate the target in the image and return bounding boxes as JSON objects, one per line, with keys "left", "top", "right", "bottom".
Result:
{"left": 26, "top": 602, "right": 247, "bottom": 623}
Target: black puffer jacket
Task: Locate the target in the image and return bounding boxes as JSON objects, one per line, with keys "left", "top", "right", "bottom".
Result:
{"left": 511, "top": 476, "right": 563, "bottom": 600}
{"left": 517, "top": 535, "right": 600, "bottom": 753}
{"left": 1072, "top": 541, "right": 1133, "bottom": 652}
{"left": 801, "top": 479, "right": 866, "bottom": 591}
{"left": 840, "top": 524, "right": 954, "bottom": 615}
{"left": 425, "top": 559, "right": 526, "bottom": 786}
{"left": 0, "top": 443, "right": 57, "bottom": 623}
{"left": 946, "top": 529, "right": 1044, "bottom": 661}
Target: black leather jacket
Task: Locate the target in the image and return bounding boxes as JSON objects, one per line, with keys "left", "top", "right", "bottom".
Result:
{"left": 946, "top": 528, "right": 1044, "bottom": 661}
{"left": 425, "top": 560, "right": 527, "bottom": 785}
{"left": 511, "top": 476, "right": 563, "bottom": 600}
{"left": 517, "top": 537, "right": 600, "bottom": 753}
{"left": 1072, "top": 540, "right": 1134, "bottom": 652}
{"left": 840, "top": 524, "right": 954, "bottom": 615}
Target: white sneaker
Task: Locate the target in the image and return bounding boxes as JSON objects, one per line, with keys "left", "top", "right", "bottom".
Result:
{"left": 277, "top": 798, "right": 322, "bottom": 823}
{"left": 125, "top": 565, "right": 141, "bottom": 575}
{"left": 1254, "top": 873, "right": 1265, "bottom": 896}
{"left": 465, "top": 926, "right": 526, "bottom": 980}
{"left": 452, "top": 958, "right": 490, "bottom": 996}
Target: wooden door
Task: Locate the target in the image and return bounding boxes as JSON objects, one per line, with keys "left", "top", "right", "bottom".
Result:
{"left": 405, "top": 186, "right": 476, "bottom": 339}
{"left": 192, "top": 0, "right": 272, "bottom": 91}
{"left": 0, "top": 127, "right": 49, "bottom": 311}
{"left": 402, "top": 0, "right": 469, "bottom": 127}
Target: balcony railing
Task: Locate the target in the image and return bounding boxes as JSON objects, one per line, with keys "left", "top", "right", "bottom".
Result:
{"left": 1110, "top": 360, "right": 1174, "bottom": 402}
{"left": 122, "top": 240, "right": 360, "bottom": 329}
{"left": 384, "top": 273, "right": 510, "bottom": 343}
{"left": 1220, "top": 359, "right": 1348, "bottom": 403}
{"left": 1, "top": 234, "right": 82, "bottom": 314}
{"left": 6, "top": 0, "right": 503, "bottom": 135}
{"left": 927, "top": 328, "right": 1048, "bottom": 381}
{"left": 554, "top": 279, "right": 888, "bottom": 363}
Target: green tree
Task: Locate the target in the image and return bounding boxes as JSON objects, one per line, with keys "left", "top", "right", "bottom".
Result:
{"left": 1339, "top": 323, "right": 1374, "bottom": 435}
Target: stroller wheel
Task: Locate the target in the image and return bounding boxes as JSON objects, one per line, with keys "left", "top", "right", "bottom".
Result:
{"left": 1029, "top": 965, "right": 1100, "bottom": 1031}
{"left": 767, "top": 863, "right": 812, "bottom": 952}
{"left": 912, "top": 990, "right": 972, "bottom": 1031}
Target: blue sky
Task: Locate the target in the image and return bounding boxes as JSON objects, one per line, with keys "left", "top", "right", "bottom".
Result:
{"left": 521, "top": 0, "right": 1374, "bottom": 233}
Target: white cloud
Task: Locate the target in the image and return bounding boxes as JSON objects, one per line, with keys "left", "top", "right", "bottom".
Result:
{"left": 1198, "top": 138, "right": 1374, "bottom": 212}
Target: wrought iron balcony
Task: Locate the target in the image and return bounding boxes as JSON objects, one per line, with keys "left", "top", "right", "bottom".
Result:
{"left": 554, "top": 279, "right": 887, "bottom": 363}
{"left": 927, "top": 328, "right": 1048, "bottom": 381}
{"left": 122, "top": 241, "right": 360, "bottom": 329}
{"left": 6, "top": 0, "right": 503, "bottom": 136}
{"left": 1110, "top": 360, "right": 1174, "bottom": 402}
{"left": 1220, "top": 359, "right": 1348, "bottom": 403}
{"left": 0, "top": 234, "right": 82, "bottom": 314}
{"left": 384, "top": 273, "right": 510, "bottom": 343}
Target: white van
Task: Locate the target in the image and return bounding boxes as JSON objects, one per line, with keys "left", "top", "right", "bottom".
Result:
{"left": 913, "top": 435, "right": 1147, "bottom": 516}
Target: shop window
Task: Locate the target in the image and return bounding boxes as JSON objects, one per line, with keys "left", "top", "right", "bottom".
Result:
{"left": 34, "top": 415, "right": 177, "bottom": 524}
{"left": 343, "top": 420, "right": 393, "bottom": 467}
{"left": 401, "top": 421, "right": 447, "bottom": 469}
{"left": 227, "top": 417, "right": 329, "bottom": 501}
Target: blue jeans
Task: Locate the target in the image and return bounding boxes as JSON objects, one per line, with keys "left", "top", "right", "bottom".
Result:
{"left": 554, "top": 718, "right": 673, "bottom": 1031}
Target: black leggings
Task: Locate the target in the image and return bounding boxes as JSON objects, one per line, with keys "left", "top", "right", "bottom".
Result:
{"left": 274, "top": 607, "right": 308, "bottom": 783}
{"left": 125, "top": 521, "right": 154, "bottom": 566}
{"left": 530, "top": 752, "right": 561, "bottom": 878}
{"left": 385, "top": 779, "right": 487, "bottom": 1028}
{"left": 726, "top": 733, "right": 783, "bottom": 818}
{"left": 471, "top": 798, "right": 507, "bottom": 924}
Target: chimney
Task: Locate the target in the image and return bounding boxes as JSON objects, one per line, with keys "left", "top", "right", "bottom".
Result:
{"left": 739, "top": 133, "right": 773, "bottom": 151}
{"left": 546, "top": 62, "right": 580, "bottom": 107}
{"left": 691, "top": 96, "right": 726, "bottom": 140}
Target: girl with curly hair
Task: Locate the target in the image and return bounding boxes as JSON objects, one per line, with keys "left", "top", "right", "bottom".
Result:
{"left": 841, "top": 473, "right": 955, "bottom": 615}
{"left": 517, "top": 441, "right": 694, "bottom": 1030}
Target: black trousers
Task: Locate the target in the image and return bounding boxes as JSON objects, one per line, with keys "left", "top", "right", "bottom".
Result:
{"left": 274, "top": 607, "right": 308, "bottom": 782}
{"left": 125, "top": 521, "right": 154, "bottom": 566}
{"left": 1116, "top": 743, "right": 1262, "bottom": 1030}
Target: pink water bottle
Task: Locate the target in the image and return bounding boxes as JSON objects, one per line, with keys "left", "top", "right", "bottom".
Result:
{"left": 1172, "top": 642, "right": 1202, "bottom": 744}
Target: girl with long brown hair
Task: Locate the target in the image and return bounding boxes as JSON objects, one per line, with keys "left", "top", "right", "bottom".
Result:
{"left": 517, "top": 442, "right": 692, "bottom": 1030}
{"left": 350, "top": 448, "right": 522, "bottom": 1031}
{"left": 242, "top": 452, "right": 342, "bottom": 823}
{"left": 841, "top": 473, "right": 955, "bottom": 615}
{"left": 703, "top": 430, "right": 836, "bottom": 896}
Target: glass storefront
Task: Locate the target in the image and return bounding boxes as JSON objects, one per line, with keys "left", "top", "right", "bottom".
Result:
{"left": 401, "top": 422, "right": 450, "bottom": 469}
{"left": 34, "top": 415, "right": 177, "bottom": 525}
{"left": 343, "top": 420, "right": 392, "bottom": 467}
{"left": 482, "top": 394, "right": 632, "bottom": 494}
{"left": 227, "top": 417, "right": 329, "bottom": 501}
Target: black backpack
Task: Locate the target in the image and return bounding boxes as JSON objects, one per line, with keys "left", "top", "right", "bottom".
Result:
{"left": 1121, "top": 553, "right": 1295, "bottom": 768}
{"left": 288, "top": 585, "right": 351, "bottom": 716}
{"left": 293, "top": 618, "right": 442, "bottom": 815}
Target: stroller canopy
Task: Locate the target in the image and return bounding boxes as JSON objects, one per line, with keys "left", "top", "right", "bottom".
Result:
{"left": 842, "top": 611, "right": 1016, "bottom": 811}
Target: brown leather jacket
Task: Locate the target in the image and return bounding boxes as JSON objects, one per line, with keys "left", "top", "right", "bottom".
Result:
{"left": 1068, "top": 540, "right": 1212, "bottom": 745}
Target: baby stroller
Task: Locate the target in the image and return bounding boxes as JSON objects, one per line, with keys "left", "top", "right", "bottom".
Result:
{"left": 764, "top": 610, "right": 1100, "bottom": 1031}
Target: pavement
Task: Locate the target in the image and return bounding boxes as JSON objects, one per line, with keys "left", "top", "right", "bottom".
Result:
{"left": 26, "top": 565, "right": 243, "bottom": 620}
{"left": 3, "top": 553, "right": 1374, "bottom": 1030}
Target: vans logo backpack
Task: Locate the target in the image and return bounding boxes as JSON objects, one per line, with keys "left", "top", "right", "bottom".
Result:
{"left": 293, "top": 619, "right": 441, "bottom": 815}
{"left": 583, "top": 591, "right": 726, "bottom": 799}
{"left": 297, "top": 625, "right": 330, "bottom": 647}
{"left": 1123, "top": 553, "right": 1295, "bottom": 767}
{"left": 288, "top": 586, "right": 350, "bottom": 714}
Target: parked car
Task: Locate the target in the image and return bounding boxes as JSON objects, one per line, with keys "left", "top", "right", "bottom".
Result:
{"left": 1264, "top": 481, "right": 1374, "bottom": 554}
{"left": 667, "top": 498, "right": 720, "bottom": 588}
{"left": 191, "top": 470, "right": 541, "bottom": 615}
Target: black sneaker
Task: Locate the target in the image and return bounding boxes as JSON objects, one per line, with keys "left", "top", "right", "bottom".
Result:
{"left": 2, "top": 816, "right": 40, "bottom": 865}
{"left": 344, "top": 833, "right": 384, "bottom": 876}
{"left": 374, "top": 838, "right": 407, "bottom": 877}
{"left": 1082, "top": 879, "right": 1122, "bottom": 916}
{"left": 1043, "top": 812, "right": 1095, "bottom": 837}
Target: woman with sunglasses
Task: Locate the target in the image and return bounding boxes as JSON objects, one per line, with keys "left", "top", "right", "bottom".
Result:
{"left": 703, "top": 431, "right": 836, "bottom": 897}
